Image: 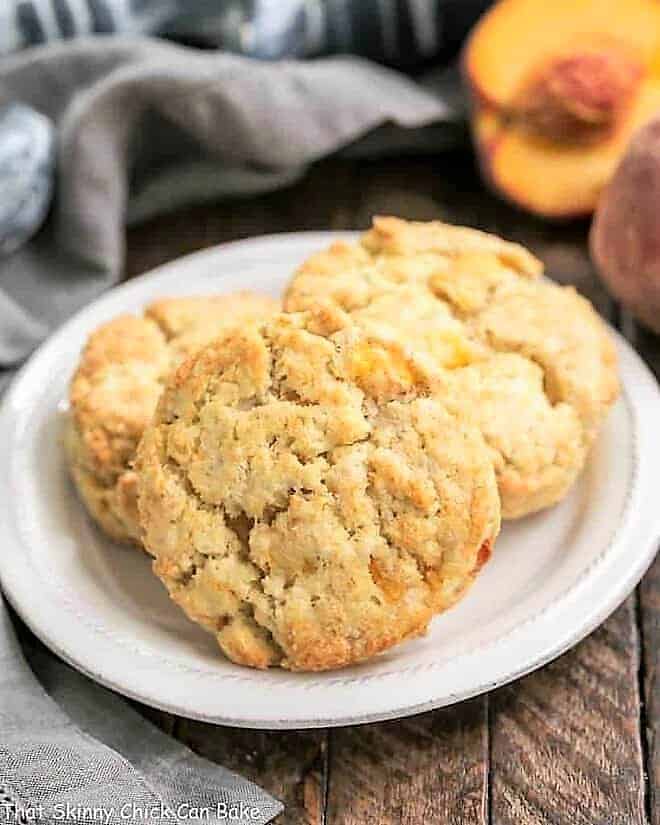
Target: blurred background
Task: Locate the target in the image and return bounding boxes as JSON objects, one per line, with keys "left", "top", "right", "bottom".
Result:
{"left": 1, "top": 0, "right": 660, "bottom": 382}
{"left": 0, "top": 1, "right": 489, "bottom": 65}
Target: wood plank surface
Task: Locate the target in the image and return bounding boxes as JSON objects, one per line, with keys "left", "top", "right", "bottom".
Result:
{"left": 641, "top": 559, "right": 660, "bottom": 825}
{"left": 174, "top": 721, "right": 328, "bottom": 825}
{"left": 635, "top": 323, "right": 660, "bottom": 825}
{"left": 326, "top": 700, "right": 488, "bottom": 825}
{"left": 490, "top": 599, "right": 646, "bottom": 825}
{"left": 124, "top": 158, "right": 364, "bottom": 279}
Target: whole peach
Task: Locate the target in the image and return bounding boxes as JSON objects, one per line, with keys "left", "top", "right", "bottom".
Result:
{"left": 590, "top": 117, "right": 660, "bottom": 333}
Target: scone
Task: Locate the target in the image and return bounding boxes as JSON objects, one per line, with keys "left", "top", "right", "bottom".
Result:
{"left": 135, "top": 306, "right": 500, "bottom": 671}
{"left": 284, "top": 217, "right": 619, "bottom": 519}
{"left": 66, "top": 292, "right": 280, "bottom": 545}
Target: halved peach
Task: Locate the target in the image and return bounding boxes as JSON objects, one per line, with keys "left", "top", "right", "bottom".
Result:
{"left": 464, "top": 0, "right": 660, "bottom": 110}
{"left": 475, "top": 84, "right": 660, "bottom": 218}
{"left": 464, "top": 0, "right": 660, "bottom": 217}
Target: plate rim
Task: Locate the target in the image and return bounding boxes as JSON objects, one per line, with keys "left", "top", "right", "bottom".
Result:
{"left": 1, "top": 231, "right": 660, "bottom": 729}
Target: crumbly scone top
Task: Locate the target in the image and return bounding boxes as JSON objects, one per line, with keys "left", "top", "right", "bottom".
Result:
{"left": 67, "top": 292, "right": 280, "bottom": 542}
{"left": 285, "top": 216, "right": 617, "bottom": 434}
{"left": 284, "top": 217, "right": 619, "bottom": 517}
{"left": 136, "top": 307, "right": 500, "bottom": 671}
{"left": 69, "top": 292, "right": 280, "bottom": 483}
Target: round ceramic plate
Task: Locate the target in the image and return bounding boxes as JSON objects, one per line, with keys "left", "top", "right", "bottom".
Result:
{"left": 1, "top": 232, "right": 660, "bottom": 729}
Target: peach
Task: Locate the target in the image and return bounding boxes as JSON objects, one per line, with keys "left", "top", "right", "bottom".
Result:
{"left": 518, "top": 48, "right": 643, "bottom": 142}
{"left": 590, "top": 117, "right": 660, "bottom": 333}
{"left": 463, "top": 0, "right": 660, "bottom": 219}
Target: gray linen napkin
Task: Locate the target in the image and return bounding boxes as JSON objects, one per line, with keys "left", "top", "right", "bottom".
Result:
{"left": 0, "top": 606, "right": 284, "bottom": 824}
{"left": 0, "top": 36, "right": 459, "bottom": 376}
{"left": 0, "top": 35, "right": 461, "bottom": 819}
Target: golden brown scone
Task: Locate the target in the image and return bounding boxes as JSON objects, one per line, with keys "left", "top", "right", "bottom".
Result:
{"left": 135, "top": 307, "right": 500, "bottom": 671}
{"left": 443, "top": 354, "right": 585, "bottom": 519}
{"left": 66, "top": 292, "right": 280, "bottom": 545}
{"left": 470, "top": 280, "right": 619, "bottom": 445}
{"left": 284, "top": 217, "right": 619, "bottom": 519}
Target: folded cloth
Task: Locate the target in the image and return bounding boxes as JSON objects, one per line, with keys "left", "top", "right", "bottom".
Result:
{"left": 1, "top": 0, "right": 490, "bottom": 65}
{"left": 0, "top": 36, "right": 461, "bottom": 379}
{"left": 0, "top": 603, "right": 283, "bottom": 824}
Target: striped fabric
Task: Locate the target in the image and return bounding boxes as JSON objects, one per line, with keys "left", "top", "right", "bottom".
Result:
{"left": 1, "top": 0, "right": 490, "bottom": 64}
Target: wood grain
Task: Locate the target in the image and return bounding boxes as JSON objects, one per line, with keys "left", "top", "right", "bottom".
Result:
{"left": 641, "top": 560, "right": 660, "bottom": 825}
{"left": 124, "top": 159, "right": 363, "bottom": 279}
{"left": 174, "top": 720, "right": 328, "bottom": 825}
{"left": 326, "top": 700, "right": 488, "bottom": 825}
{"left": 634, "top": 322, "right": 660, "bottom": 825}
{"left": 490, "top": 599, "right": 646, "bottom": 825}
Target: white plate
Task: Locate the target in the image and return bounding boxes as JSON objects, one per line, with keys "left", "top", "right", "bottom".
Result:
{"left": 1, "top": 232, "right": 660, "bottom": 730}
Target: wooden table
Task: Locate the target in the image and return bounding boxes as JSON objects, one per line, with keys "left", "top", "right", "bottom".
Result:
{"left": 98, "top": 149, "right": 660, "bottom": 823}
